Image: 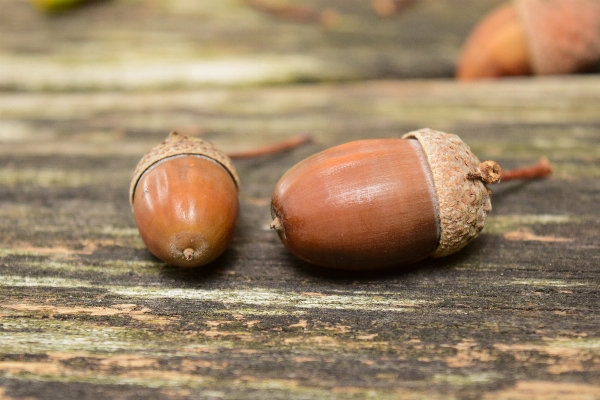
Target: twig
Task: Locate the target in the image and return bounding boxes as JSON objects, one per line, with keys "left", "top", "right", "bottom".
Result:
{"left": 500, "top": 158, "right": 553, "bottom": 182}
{"left": 243, "top": 0, "right": 339, "bottom": 28}
{"left": 227, "top": 134, "right": 312, "bottom": 159}
{"left": 372, "top": 0, "right": 418, "bottom": 17}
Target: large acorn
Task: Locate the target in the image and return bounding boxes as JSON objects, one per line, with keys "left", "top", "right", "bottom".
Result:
{"left": 270, "top": 128, "right": 503, "bottom": 270}
{"left": 130, "top": 131, "right": 239, "bottom": 268}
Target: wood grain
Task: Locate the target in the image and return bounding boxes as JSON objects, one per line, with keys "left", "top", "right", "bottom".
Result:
{"left": 1, "top": 0, "right": 599, "bottom": 399}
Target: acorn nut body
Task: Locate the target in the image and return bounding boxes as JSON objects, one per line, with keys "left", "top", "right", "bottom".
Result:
{"left": 130, "top": 132, "right": 239, "bottom": 268}
{"left": 270, "top": 128, "right": 500, "bottom": 270}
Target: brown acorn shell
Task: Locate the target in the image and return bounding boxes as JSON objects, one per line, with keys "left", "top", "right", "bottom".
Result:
{"left": 129, "top": 131, "right": 239, "bottom": 207}
{"left": 402, "top": 129, "right": 493, "bottom": 258}
{"left": 516, "top": 0, "right": 600, "bottom": 75}
{"left": 270, "top": 137, "right": 440, "bottom": 270}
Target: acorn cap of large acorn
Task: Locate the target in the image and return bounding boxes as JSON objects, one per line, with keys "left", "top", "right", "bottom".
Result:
{"left": 129, "top": 131, "right": 239, "bottom": 207}
{"left": 516, "top": 0, "right": 600, "bottom": 75}
{"left": 402, "top": 129, "right": 499, "bottom": 258}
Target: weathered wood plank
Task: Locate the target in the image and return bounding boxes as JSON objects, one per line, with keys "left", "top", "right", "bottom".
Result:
{"left": 0, "top": 0, "right": 507, "bottom": 90}
{"left": 1, "top": 76, "right": 600, "bottom": 399}
{"left": 2, "top": 0, "right": 600, "bottom": 396}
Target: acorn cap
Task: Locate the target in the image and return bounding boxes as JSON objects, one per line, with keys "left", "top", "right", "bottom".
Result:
{"left": 516, "top": 0, "right": 600, "bottom": 75}
{"left": 402, "top": 129, "right": 497, "bottom": 258}
{"left": 129, "top": 131, "right": 239, "bottom": 207}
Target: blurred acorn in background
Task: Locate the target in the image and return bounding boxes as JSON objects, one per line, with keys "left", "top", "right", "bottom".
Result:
{"left": 29, "top": 0, "right": 101, "bottom": 13}
{"left": 456, "top": 0, "right": 600, "bottom": 80}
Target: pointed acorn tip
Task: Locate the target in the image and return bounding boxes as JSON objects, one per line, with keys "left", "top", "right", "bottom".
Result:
{"left": 183, "top": 248, "right": 195, "bottom": 261}
{"left": 270, "top": 217, "right": 282, "bottom": 231}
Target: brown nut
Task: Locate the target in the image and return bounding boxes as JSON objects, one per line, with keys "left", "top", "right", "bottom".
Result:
{"left": 130, "top": 131, "right": 239, "bottom": 268}
{"left": 270, "top": 128, "right": 500, "bottom": 270}
{"left": 456, "top": 0, "right": 600, "bottom": 80}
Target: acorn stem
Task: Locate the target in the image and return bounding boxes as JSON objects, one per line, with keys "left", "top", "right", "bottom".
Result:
{"left": 477, "top": 160, "right": 502, "bottom": 184}
{"left": 227, "top": 134, "right": 312, "bottom": 159}
{"left": 500, "top": 157, "right": 553, "bottom": 182}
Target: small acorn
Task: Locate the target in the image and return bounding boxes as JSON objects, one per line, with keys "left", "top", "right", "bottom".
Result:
{"left": 130, "top": 131, "right": 239, "bottom": 268}
{"left": 270, "top": 128, "right": 502, "bottom": 270}
{"left": 456, "top": 0, "right": 600, "bottom": 80}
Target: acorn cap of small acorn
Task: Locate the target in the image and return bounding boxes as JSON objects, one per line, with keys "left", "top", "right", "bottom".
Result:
{"left": 516, "top": 0, "right": 600, "bottom": 75}
{"left": 129, "top": 131, "right": 239, "bottom": 207}
{"left": 402, "top": 129, "right": 500, "bottom": 258}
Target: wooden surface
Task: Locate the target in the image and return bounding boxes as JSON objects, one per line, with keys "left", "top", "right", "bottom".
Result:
{"left": 1, "top": 0, "right": 600, "bottom": 399}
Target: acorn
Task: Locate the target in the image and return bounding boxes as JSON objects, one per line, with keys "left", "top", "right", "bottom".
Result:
{"left": 456, "top": 0, "right": 600, "bottom": 80}
{"left": 30, "top": 0, "right": 87, "bottom": 13}
{"left": 270, "top": 128, "right": 502, "bottom": 270}
{"left": 130, "top": 131, "right": 239, "bottom": 268}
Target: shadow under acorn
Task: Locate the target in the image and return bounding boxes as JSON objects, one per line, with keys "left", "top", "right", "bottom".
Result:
{"left": 280, "top": 246, "right": 471, "bottom": 283}
{"left": 151, "top": 246, "right": 239, "bottom": 284}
